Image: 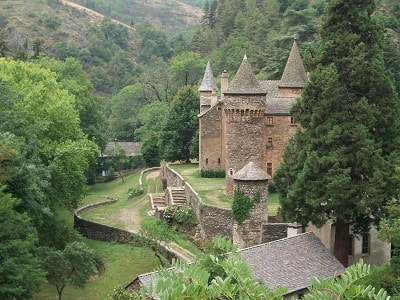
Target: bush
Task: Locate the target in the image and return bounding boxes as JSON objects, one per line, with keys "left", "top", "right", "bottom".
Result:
{"left": 163, "top": 205, "right": 196, "bottom": 224}
{"left": 200, "top": 169, "right": 226, "bottom": 178}
{"left": 128, "top": 186, "right": 143, "bottom": 198}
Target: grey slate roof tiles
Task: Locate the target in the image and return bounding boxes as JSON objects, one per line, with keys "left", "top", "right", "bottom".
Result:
{"left": 225, "top": 55, "right": 266, "bottom": 95}
{"left": 232, "top": 161, "right": 271, "bottom": 181}
{"left": 279, "top": 41, "right": 308, "bottom": 88}
{"left": 265, "top": 97, "right": 297, "bottom": 115}
{"left": 199, "top": 61, "right": 218, "bottom": 92}
{"left": 239, "top": 232, "right": 345, "bottom": 294}
{"left": 132, "top": 232, "right": 344, "bottom": 296}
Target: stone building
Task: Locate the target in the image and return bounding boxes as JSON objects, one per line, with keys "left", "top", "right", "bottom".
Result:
{"left": 197, "top": 41, "right": 391, "bottom": 265}
{"left": 199, "top": 41, "right": 306, "bottom": 196}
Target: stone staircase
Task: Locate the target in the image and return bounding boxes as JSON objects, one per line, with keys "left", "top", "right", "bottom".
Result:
{"left": 170, "top": 187, "right": 186, "bottom": 205}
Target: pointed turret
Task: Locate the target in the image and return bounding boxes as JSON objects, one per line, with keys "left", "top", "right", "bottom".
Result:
{"left": 225, "top": 55, "right": 265, "bottom": 94}
{"left": 279, "top": 41, "right": 308, "bottom": 88}
{"left": 199, "top": 61, "right": 218, "bottom": 93}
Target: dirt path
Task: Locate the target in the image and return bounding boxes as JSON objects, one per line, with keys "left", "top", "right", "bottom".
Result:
{"left": 61, "top": 0, "right": 136, "bottom": 31}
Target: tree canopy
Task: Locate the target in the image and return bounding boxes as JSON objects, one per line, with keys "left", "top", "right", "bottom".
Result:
{"left": 0, "top": 58, "right": 98, "bottom": 247}
{"left": 159, "top": 86, "right": 200, "bottom": 163}
{"left": 273, "top": 0, "right": 400, "bottom": 266}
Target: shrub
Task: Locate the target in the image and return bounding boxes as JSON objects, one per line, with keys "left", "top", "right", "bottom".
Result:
{"left": 200, "top": 169, "right": 226, "bottom": 178}
{"left": 163, "top": 205, "right": 196, "bottom": 224}
{"left": 128, "top": 186, "right": 143, "bottom": 198}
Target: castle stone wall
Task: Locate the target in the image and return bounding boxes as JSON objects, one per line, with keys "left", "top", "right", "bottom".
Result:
{"left": 224, "top": 94, "right": 266, "bottom": 196}
{"left": 232, "top": 180, "right": 268, "bottom": 248}
{"left": 264, "top": 115, "right": 299, "bottom": 176}
{"left": 199, "top": 104, "right": 224, "bottom": 171}
{"left": 164, "top": 165, "right": 232, "bottom": 240}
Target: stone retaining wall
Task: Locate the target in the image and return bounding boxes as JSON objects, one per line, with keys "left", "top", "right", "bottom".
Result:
{"left": 163, "top": 164, "right": 290, "bottom": 243}
{"left": 164, "top": 165, "right": 233, "bottom": 240}
{"left": 74, "top": 200, "right": 137, "bottom": 243}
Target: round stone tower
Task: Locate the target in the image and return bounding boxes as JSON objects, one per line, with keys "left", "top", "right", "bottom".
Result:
{"left": 224, "top": 55, "right": 267, "bottom": 196}
{"left": 232, "top": 161, "right": 271, "bottom": 249}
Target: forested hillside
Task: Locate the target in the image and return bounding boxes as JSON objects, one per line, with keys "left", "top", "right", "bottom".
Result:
{"left": 1, "top": 0, "right": 400, "bottom": 298}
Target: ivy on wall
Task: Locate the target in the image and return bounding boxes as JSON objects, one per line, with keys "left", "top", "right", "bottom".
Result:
{"left": 232, "top": 188, "right": 260, "bottom": 224}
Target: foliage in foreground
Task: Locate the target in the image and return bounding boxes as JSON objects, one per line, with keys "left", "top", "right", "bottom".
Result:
{"left": 111, "top": 236, "right": 391, "bottom": 300}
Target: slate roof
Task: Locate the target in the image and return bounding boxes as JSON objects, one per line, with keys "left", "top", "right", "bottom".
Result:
{"left": 225, "top": 55, "right": 266, "bottom": 95}
{"left": 232, "top": 161, "right": 271, "bottom": 181}
{"left": 102, "top": 142, "right": 142, "bottom": 157}
{"left": 239, "top": 232, "right": 345, "bottom": 294}
{"left": 259, "top": 80, "right": 280, "bottom": 96}
{"left": 199, "top": 61, "right": 218, "bottom": 92}
{"left": 129, "top": 232, "right": 344, "bottom": 296}
{"left": 279, "top": 41, "right": 308, "bottom": 88}
{"left": 265, "top": 97, "right": 297, "bottom": 115}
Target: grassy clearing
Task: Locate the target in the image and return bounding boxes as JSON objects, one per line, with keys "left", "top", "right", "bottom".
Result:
{"left": 34, "top": 170, "right": 163, "bottom": 300}
{"left": 170, "top": 163, "right": 230, "bottom": 208}
{"left": 34, "top": 238, "right": 160, "bottom": 300}
{"left": 170, "top": 163, "right": 280, "bottom": 215}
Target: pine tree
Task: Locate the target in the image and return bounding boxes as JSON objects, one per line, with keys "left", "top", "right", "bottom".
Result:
{"left": 274, "top": 0, "right": 400, "bottom": 267}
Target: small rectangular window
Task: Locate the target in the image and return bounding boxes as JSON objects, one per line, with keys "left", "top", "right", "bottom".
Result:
{"left": 229, "top": 168, "right": 234, "bottom": 176}
{"left": 362, "top": 233, "right": 370, "bottom": 254}
{"left": 267, "top": 117, "right": 273, "bottom": 125}
{"left": 267, "top": 137, "right": 273, "bottom": 149}
{"left": 206, "top": 158, "right": 209, "bottom": 164}
{"left": 218, "top": 158, "right": 221, "bottom": 164}
{"left": 267, "top": 163, "right": 272, "bottom": 176}
{"left": 290, "top": 116, "right": 295, "bottom": 124}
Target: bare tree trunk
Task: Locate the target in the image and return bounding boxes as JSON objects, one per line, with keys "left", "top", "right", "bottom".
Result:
{"left": 334, "top": 219, "right": 349, "bottom": 267}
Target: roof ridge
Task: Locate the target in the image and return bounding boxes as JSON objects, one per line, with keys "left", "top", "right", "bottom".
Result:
{"left": 238, "top": 232, "right": 313, "bottom": 252}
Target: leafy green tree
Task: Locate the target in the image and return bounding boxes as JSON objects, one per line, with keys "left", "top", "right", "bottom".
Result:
{"left": 136, "top": 22, "right": 171, "bottom": 63}
{"left": 41, "top": 241, "right": 103, "bottom": 300}
{"left": 37, "top": 57, "right": 107, "bottom": 150}
{"left": 273, "top": 0, "right": 400, "bottom": 266}
{"left": 169, "top": 51, "right": 206, "bottom": 90}
{"left": 0, "top": 187, "right": 46, "bottom": 300}
{"left": 159, "top": 86, "right": 199, "bottom": 163}
{"left": 378, "top": 200, "right": 400, "bottom": 248}
{"left": 109, "top": 144, "right": 129, "bottom": 182}
{"left": 108, "top": 83, "right": 148, "bottom": 141}
{"left": 0, "top": 59, "right": 98, "bottom": 247}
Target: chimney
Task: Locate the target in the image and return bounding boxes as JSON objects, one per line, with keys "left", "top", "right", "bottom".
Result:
{"left": 221, "top": 70, "right": 228, "bottom": 98}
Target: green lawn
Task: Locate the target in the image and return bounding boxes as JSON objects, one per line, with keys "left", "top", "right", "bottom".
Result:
{"left": 170, "top": 163, "right": 280, "bottom": 215}
{"left": 34, "top": 164, "right": 280, "bottom": 299}
{"left": 34, "top": 171, "right": 162, "bottom": 300}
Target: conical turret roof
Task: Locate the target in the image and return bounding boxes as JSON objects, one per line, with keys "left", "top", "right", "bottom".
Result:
{"left": 199, "top": 61, "right": 218, "bottom": 92}
{"left": 225, "top": 55, "right": 265, "bottom": 95}
{"left": 232, "top": 161, "right": 271, "bottom": 181}
{"left": 279, "top": 41, "right": 308, "bottom": 88}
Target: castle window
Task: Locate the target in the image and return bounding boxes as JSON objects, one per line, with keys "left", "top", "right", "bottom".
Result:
{"left": 362, "top": 233, "right": 370, "bottom": 254}
{"left": 348, "top": 234, "right": 354, "bottom": 256}
{"left": 217, "top": 106, "right": 221, "bottom": 111}
{"left": 267, "top": 137, "right": 273, "bottom": 149}
{"left": 218, "top": 158, "right": 221, "bottom": 164}
{"left": 290, "top": 116, "right": 295, "bottom": 124}
{"left": 206, "top": 158, "right": 209, "bottom": 164}
{"left": 267, "top": 163, "right": 272, "bottom": 176}
{"left": 229, "top": 168, "right": 234, "bottom": 176}
{"left": 267, "top": 117, "right": 273, "bottom": 125}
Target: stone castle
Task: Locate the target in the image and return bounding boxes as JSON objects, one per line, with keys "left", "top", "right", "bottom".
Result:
{"left": 197, "top": 41, "right": 390, "bottom": 265}
{"left": 198, "top": 41, "right": 307, "bottom": 196}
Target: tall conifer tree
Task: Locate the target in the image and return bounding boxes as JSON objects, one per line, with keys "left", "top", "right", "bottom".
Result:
{"left": 274, "top": 0, "right": 400, "bottom": 266}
